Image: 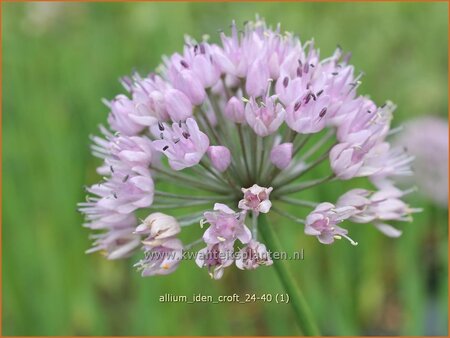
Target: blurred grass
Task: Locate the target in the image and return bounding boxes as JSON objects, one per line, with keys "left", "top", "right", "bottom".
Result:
{"left": 2, "top": 2, "right": 448, "bottom": 336}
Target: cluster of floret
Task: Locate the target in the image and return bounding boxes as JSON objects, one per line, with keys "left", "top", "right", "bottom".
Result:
{"left": 79, "top": 18, "right": 417, "bottom": 279}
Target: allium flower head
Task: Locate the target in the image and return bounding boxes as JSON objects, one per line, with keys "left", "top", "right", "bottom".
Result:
{"left": 270, "top": 142, "right": 293, "bottom": 169}
{"left": 79, "top": 17, "right": 418, "bottom": 279}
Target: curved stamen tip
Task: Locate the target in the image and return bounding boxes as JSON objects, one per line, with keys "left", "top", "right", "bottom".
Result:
{"left": 342, "top": 234, "right": 358, "bottom": 246}
{"left": 334, "top": 234, "right": 358, "bottom": 246}
{"left": 409, "top": 207, "right": 423, "bottom": 214}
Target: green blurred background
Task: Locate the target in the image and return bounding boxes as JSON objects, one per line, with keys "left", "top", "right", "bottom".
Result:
{"left": 3, "top": 2, "right": 448, "bottom": 336}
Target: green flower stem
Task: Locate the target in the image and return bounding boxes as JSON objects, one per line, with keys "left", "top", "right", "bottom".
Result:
{"left": 237, "top": 124, "right": 252, "bottom": 182}
{"left": 258, "top": 214, "right": 321, "bottom": 336}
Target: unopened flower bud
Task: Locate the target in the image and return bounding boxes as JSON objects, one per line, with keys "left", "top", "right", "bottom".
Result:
{"left": 207, "top": 146, "right": 231, "bottom": 172}
{"left": 224, "top": 96, "right": 245, "bottom": 123}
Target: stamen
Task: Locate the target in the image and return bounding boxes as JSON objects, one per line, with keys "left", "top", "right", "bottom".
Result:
{"left": 304, "top": 92, "right": 313, "bottom": 104}
{"left": 403, "top": 186, "right": 418, "bottom": 196}
{"left": 388, "top": 125, "right": 404, "bottom": 136}
{"left": 303, "top": 62, "right": 309, "bottom": 73}
{"left": 183, "top": 237, "right": 204, "bottom": 249}
{"left": 265, "top": 78, "right": 274, "bottom": 98}
{"left": 180, "top": 60, "right": 189, "bottom": 68}
{"left": 408, "top": 207, "right": 423, "bottom": 214}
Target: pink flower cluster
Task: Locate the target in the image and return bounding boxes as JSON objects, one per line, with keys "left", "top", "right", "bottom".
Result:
{"left": 304, "top": 180, "right": 419, "bottom": 245}
{"left": 79, "top": 18, "right": 418, "bottom": 279}
{"left": 197, "top": 186, "right": 274, "bottom": 279}
{"left": 79, "top": 127, "right": 155, "bottom": 259}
